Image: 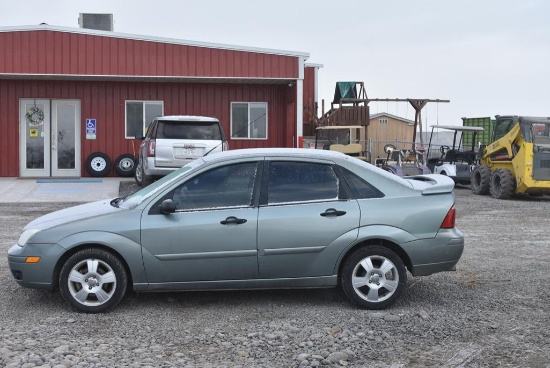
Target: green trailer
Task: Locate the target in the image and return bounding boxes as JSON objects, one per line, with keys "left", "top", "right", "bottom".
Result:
{"left": 461, "top": 117, "right": 494, "bottom": 147}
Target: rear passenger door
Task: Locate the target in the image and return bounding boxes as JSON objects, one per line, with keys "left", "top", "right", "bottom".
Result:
{"left": 257, "top": 159, "right": 360, "bottom": 279}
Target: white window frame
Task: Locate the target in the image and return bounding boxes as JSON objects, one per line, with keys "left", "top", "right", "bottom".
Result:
{"left": 230, "top": 102, "right": 268, "bottom": 140}
{"left": 125, "top": 100, "right": 164, "bottom": 139}
{"left": 379, "top": 118, "right": 388, "bottom": 125}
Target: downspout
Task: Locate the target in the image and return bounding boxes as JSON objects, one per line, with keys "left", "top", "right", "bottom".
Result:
{"left": 296, "top": 56, "right": 305, "bottom": 148}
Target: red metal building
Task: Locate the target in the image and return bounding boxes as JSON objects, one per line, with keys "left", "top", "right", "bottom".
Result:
{"left": 0, "top": 25, "right": 321, "bottom": 177}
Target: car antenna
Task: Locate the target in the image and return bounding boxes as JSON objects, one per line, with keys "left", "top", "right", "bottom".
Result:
{"left": 203, "top": 112, "right": 267, "bottom": 157}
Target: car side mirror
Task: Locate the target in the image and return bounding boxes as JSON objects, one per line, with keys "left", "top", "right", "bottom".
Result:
{"left": 160, "top": 199, "right": 176, "bottom": 214}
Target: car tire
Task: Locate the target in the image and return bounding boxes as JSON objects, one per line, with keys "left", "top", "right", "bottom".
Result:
{"left": 114, "top": 154, "right": 136, "bottom": 177}
{"left": 490, "top": 168, "right": 516, "bottom": 199}
{"left": 85, "top": 152, "right": 112, "bottom": 177}
{"left": 471, "top": 165, "right": 490, "bottom": 195}
{"left": 134, "top": 157, "right": 153, "bottom": 187}
{"left": 340, "top": 246, "right": 406, "bottom": 310}
{"left": 59, "top": 248, "right": 128, "bottom": 313}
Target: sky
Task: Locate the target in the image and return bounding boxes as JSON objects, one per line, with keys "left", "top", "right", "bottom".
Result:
{"left": 1, "top": 0, "right": 549, "bottom": 129}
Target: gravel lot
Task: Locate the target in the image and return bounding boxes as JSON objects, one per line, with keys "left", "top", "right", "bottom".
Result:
{"left": 1, "top": 184, "right": 549, "bottom": 367}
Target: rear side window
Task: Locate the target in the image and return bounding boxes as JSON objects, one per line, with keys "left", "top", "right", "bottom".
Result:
{"left": 267, "top": 162, "right": 339, "bottom": 204}
{"left": 340, "top": 168, "right": 384, "bottom": 199}
{"left": 155, "top": 120, "right": 223, "bottom": 140}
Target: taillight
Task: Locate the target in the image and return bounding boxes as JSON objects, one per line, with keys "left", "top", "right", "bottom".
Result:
{"left": 440, "top": 204, "right": 456, "bottom": 229}
{"left": 222, "top": 141, "right": 229, "bottom": 151}
{"left": 147, "top": 140, "right": 156, "bottom": 157}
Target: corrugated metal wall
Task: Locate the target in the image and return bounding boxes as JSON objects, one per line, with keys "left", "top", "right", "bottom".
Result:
{"left": 0, "top": 30, "right": 299, "bottom": 79}
{"left": 0, "top": 80, "right": 294, "bottom": 177}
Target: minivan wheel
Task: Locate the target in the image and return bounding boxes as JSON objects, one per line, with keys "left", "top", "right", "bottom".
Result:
{"left": 341, "top": 246, "right": 406, "bottom": 310}
{"left": 114, "top": 154, "right": 136, "bottom": 177}
{"left": 85, "top": 152, "right": 112, "bottom": 177}
{"left": 134, "top": 158, "right": 153, "bottom": 187}
{"left": 59, "top": 248, "right": 128, "bottom": 313}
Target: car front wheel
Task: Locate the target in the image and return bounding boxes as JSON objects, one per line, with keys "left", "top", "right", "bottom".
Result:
{"left": 341, "top": 246, "right": 406, "bottom": 309}
{"left": 59, "top": 248, "right": 128, "bottom": 313}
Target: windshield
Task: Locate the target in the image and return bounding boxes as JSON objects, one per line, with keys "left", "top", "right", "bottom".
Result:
{"left": 157, "top": 120, "right": 223, "bottom": 140}
{"left": 317, "top": 129, "right": 352, "bottom": 145}
{"left": 118, "top": 159, "right": 205, "bottom": 209}
{"left": 493, "top": 118, "right": 515, "bottom": 141}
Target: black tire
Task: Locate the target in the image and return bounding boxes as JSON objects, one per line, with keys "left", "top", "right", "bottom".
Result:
{"left": 340, "top": 246, "right": 406, "bottom": 310}
{"left": 59, "top": 248, "right": 128, "bottom": 313}
{"left": 85, "top": 152, "right": 112, "bottom": 177}
{"left": 114, "top": 154, "right": 136, "bottom": 177}
{"left": 471, "top": 165, "right": 491, "bottom": 195}
{"left": 134, "top": 157, "right": 153, "bottom": 187}
{"left": 490, "top": 168, "right": 516, "bottom": 199}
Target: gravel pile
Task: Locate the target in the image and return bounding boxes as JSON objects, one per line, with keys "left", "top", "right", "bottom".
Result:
{"left": 1, "top": 186, "right": 549, "bottom": 367}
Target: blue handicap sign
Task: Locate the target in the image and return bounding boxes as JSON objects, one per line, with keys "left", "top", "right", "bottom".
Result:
{"left": 86, "top": 119, "right": 96, "bottom": 134}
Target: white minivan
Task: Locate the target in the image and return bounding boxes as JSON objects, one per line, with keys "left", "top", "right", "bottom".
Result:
{"left": 135, "top": 115, "right": 228, "bottom": 187}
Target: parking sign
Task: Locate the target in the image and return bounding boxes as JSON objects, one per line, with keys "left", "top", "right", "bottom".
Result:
{"left": 86, "top": 119, "right": 96, "bottom": 139}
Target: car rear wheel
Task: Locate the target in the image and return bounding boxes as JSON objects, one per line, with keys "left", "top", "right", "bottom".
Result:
{"left": 490, "top": 168, "right": 516, "bottom": 199}
{"left": 134, "top": 157, "right": 153, "bottom": 187}
{"left": 341, "top": 246, "right": 406, "bottom": 310}
{"left": 59, "top": 248, "right": 128, "bottom": 313}
{"left": 472, "top": 165, "right": 490, "bottom": 195}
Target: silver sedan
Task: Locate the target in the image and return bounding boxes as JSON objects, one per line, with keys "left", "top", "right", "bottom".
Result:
{"left": 8, "top": 148, "right": 463, "bottom": 313}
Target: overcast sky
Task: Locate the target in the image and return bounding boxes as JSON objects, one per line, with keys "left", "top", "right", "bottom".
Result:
{"left": 2, "top": 0, "right": 549, "bottom": 129}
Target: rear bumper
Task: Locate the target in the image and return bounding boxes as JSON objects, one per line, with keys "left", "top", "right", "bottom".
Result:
{"left": 402, "top": 228, "right": 464, "bottom": 276}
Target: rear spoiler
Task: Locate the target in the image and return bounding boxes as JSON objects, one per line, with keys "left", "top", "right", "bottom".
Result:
{"left": 404, "top": 174, "right": 455, "bottom": 195}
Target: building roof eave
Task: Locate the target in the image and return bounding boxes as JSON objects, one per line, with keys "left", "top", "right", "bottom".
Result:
{"left": 0, "top": 25, "right": 310, "bottom": 58}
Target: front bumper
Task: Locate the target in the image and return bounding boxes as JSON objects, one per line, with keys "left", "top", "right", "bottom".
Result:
{"left": 402, "top": 227, "right": 465, "bottom": 276}
{"left": 7, "top": 243, "right": 66, "bottom": 290}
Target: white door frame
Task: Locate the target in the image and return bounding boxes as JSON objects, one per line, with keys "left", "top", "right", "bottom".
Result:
{"left": 19, "top": 99, "right": 81, "bottom": 178}
{"left": 51, "top": 100, "right": 81, "bottom": 177}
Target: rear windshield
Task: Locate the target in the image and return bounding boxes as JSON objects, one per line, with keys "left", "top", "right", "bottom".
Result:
{"left": 156, "top": 120, "right": 223, "bottom": 140}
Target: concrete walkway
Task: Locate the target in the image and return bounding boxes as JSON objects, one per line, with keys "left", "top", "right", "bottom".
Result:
{"left": 0, "top": 177, "right": 133, "bottom": 203}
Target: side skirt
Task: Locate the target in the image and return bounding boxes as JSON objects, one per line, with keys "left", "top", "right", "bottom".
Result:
{"left": 133, "top": 275, "right": 338, "bottom": 292}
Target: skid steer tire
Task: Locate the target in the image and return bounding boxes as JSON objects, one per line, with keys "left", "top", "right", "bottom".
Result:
{"left": 472, "top": 165, "right": 491, "bottom": 195}
{"left": 490, "top": 168, "right": 516, "bottom": 199}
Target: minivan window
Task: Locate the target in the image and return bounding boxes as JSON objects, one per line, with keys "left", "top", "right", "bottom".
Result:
{"left": 156, "top": 120, "right": 223, "bottom": 140}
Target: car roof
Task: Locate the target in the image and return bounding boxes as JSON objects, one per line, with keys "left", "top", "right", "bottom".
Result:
{"left": 156, "top": 115, "right": 220, "bottom": 122}
{"left": 202, "top": 148, "right": 346, "bottom": 162}
{"left": 316, "top": 125, "right": 364, "bottom": 130}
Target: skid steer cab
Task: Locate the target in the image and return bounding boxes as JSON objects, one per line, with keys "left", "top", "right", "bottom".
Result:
{"left": 471, "top": 115, "right": 550, "bottom": 199}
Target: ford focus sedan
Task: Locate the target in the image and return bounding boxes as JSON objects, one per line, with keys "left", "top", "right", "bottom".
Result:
{"left": 8, "top": 148, "right": 463, "bottom": 313}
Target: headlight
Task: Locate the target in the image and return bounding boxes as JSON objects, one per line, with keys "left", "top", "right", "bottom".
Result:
{"left": 17, "top": 229, "right": 41, "bottom": 247}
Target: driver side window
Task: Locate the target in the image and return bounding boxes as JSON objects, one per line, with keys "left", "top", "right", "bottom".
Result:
{"left": 172, "top": 162, "right": 259, "bottom": 211}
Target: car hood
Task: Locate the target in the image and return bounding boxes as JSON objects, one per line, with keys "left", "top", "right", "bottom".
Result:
{"left": 24, "top": 199, "right": 123, "bottom": 231}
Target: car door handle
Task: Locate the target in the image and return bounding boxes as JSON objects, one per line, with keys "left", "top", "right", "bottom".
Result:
{"left": 320, "top": 208, "right": 347, "bottom": 217}
{"left": 220, "top": 216, "right": 247, "bottom": 225}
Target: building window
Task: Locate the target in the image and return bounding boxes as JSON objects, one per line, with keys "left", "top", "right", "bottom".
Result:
{"left": 125, "top": 101, "right": 164, "bottom": 138}
{"left": 379, "top": 118, "right": 388, "bottom": 124}
{"left": 231, "top": 102, "right": 268, "bottom": 139}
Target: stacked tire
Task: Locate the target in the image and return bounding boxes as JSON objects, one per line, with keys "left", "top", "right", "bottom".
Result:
{"left": 85, "top": 152, "right": 136, "bottom": 178}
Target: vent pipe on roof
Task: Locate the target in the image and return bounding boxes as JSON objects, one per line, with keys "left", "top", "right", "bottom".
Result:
{"left": 78, "top": 13, "right": 114, "bottom": 31}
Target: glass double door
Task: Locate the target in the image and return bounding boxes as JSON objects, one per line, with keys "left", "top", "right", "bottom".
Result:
{"left": 20, "top": 99, "right": 81, "bottom": 177}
